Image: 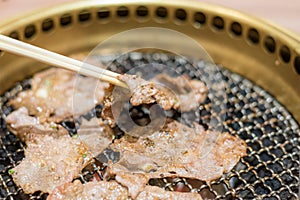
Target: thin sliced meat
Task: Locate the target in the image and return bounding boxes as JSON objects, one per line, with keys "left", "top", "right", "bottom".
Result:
{"left": 118, "top": 74, "right": 208, "bottom": 112}
{"left": 110, "top": 121, "right": 247, "bottom": 182}
{"left": 11, "top": 135, "right": 89, "bottom": 194}
{"left": 114, "top": 171, "right": 149, "bottom": 199}
{"left": 10, "top": 68, "right": 109, "bottom": 123}
{"left": 136, "top": 185, "right": 203, "bottom": 200}
{"left": 101, "top": 84, "right": 117, "bottom": 127}
{"left": 5, "top": 107, "right": 67, "bottom": 142}
{"left": 77, "top": 118, "right": 113, "bottom": 156}
{"left": 152, "top": 74, "right": 208, "bottom": 111}
{"left": 47, "top": 180, "right": 128, "bottom": 200}
{"left": 119, "top": 75, "right": 174, "bottom": 110}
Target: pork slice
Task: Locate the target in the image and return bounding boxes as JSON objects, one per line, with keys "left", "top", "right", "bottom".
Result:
{"left": 5, "top": 107, "right": 67, "bottom": 142}
{"left": 101, "top": 84, "right": 119, "bottom": 127}
{"left": 77, "top": 118, "right": 113, "bottom": 156}
{"left": 152, "top": 74, "right": 208, "bottom": 112}
{"left": 114, "top": 171, "right": 149, "bottom": 199}
{"left": 110, "top": 121, "right": 202, "bottom": 174}
{"left": 118, "top": 75, "right": 174, "bottom": 110}
{"left": 110, "top": 121, "right": 247, "bottom": 181}
{"left": 118, "top": 74, "right": 208, "bottom": 112}
{"left": 47, "top": 180, "right": 128, "bottom": 200}
{"left": 11, "top": 135, "right": 89, "bottom": 194}
{"left": 136, "top": 185, "right": 203, "bottom": 200}
{"left": 10, "top": 68, "right": 109, "bottom": 123}
{"left": 180, "top": 130, "right": 248, "bottom": 180}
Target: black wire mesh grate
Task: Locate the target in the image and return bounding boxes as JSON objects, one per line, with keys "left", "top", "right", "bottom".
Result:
{"left": 0, "top": 52, "right": 299, "bottom": 200}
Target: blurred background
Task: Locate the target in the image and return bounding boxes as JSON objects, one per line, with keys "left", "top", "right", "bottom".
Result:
{"left": 0, "top": 0, "right": 299, "bottom": 34}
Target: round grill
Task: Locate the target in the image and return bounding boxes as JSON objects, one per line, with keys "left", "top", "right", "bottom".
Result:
{"left": 0, "top": 52, "right": 299, "bottom": 199}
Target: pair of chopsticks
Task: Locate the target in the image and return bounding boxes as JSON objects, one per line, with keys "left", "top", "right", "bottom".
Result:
{"left": 0, "top": 34, "right": 128, "bottom": 88}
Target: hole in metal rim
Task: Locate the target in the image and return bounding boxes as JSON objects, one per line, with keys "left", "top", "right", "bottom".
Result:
{"left": 117, "top": 6, "right": 129, "bottom": 17}
{"left": 78, "top": 10, "right": 91, "bottom": 22}
{"left": 264, "top": 36, "right": 276, "bottom": 53}
{"left": 279, "top": 45, "right": 291, "bottom": 63}
{"left": 60, "top": 14, "right": 72, "bottom": 26}
{"left": 97, "top": 8, "right": 110, "bottom": 19}
{"left": 294, "top": 56, "right": 300, "bottom": 75}
{"left": 9, "top": 31, "right": 19, "bottom": 40}
{"left": 136, "top": 6, "right": 148, "bottom": 17}
{"left": 156, "top": 7, "right": 168, "bottom": 18}
{"left": 230, "top": 22, "right": 242, "bottom": 36}
{"left": 175, "top": 8, "right": 187, "bottom": 21}
{"left": 194, "top": 12, "right": 206, "bottom": 25}
{"left": 42, "top": 18, "right": 54, "bottom": 32}
{"left": 212, "top": 16, "right": 225, "bottom": 30}
{"left": 247, "top": 28, "right": 260, "bottom": 44}
{"left": 24, "top": 24, "right": 36, "bottom": 39}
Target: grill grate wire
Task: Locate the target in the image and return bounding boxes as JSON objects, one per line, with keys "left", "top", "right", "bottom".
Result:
{"left": 0, "top": 52, "right": 299, "bottom": 200}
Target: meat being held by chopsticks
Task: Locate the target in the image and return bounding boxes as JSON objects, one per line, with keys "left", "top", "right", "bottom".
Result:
{"left": 118, "top": 73, "right": 208, "bottom": 112}
{"left": 9, "top": 68, "right": 109, "bottom": 123}
{"left": 102, "top": 73, "right": 208, "bottom": 129}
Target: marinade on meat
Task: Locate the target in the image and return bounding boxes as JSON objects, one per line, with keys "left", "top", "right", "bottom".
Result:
{"left": 5, "top": 107, "right": 67, "bottom": 142}
{"left": 11, "top": 135, "right": 89, "bottom": 194}
{"left": 9, "top": 68, "right": 109, "bottom": 123}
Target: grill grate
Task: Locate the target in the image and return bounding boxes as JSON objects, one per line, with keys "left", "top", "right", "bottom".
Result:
{"left": 0, "top": 52, "right": 299, "bottom": 200}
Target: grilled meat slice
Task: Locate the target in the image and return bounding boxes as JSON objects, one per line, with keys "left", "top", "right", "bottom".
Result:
{"left": 47, "top": 180, "right": 128, "bottom": 200}
{"left": 136, "top": 185, "right": 203, "bottom": 200}
{"left": 110, "top": 121, "right": 247, "bottom": 181}
{"left": 11, "top": 135, "right": 88, "bottom": 193}
{"left": 10, "top": 68, "right": 109, "bottom": 123}
{"left": 5, "top": 107, "right": 67, "bottom": 142}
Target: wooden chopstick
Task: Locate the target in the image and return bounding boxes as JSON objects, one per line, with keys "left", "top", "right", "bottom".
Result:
{"left": 0, "top": 34, "right": 128, "bottom": 88}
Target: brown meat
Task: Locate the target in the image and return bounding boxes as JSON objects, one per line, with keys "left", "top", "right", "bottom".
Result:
{"left": 118, "top": 74, "right": 208, "bottom": 112}
{"left": 119, "top": 75, "right": 174, "bottom": 110}
{"left": 77, "top": 118, "right": 113, "bottom": 156}
{"left": 48, "top": 180, "right": 201, "bottom": 200}
{"left": 152, "top": 74, "right": 208, "bottom": 111}
{"left": 101, "top": 84, "right": 117, "bottom": 127}
{"left": 47, "top": 180, "right": 128, "bottom": 200}
{"left": 10, "top": 68, "right": 109, "bottom": 123}
{"left": 115, "top": 172, "right": 149, "bottom": 199}
{"left": 136, "top": 185, "right": 203, "bottom": 200}
{"left": 5, "top": 107, "right": 67, "bottom": 142}
{"left": 11, "top": 135, "right": 89, "bottom": 194}
{"left": 109, "top": 121, "right": 247, "bottom": 182}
